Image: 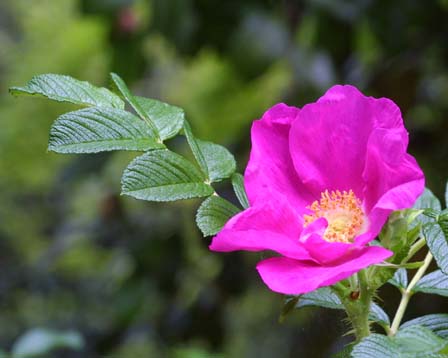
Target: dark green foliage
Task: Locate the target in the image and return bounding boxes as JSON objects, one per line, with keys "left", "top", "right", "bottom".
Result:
{"left": 135, "top": 96, "right": 184, "bottom": 140}
{"left": 414, "top": 270, "right": 448, "bottom": 297}
{"left": 231, "top": 173, "right": 249, "bottom": 209}
{"left": 49, "top": 107, "right": 163, "bottom": 153}
{"left": 196, "top": 195, "right": 240, "bottom": 236}
{"left": 352, "top": 326, "right": 448, "bottom": 357}
{"left": 402, "top": 314, "right": 448, "bottom": 339}
{"left": 10, "top": 74, "right": 124, "bottom": 108}
{"left": 121, "top": 149, "right": 214, "bottom": 202}
{"left": 292, "top": 287, "right": 390, "bottom": 326}
{"left": 183, "top": 121, "right": 236, "bottom": 182}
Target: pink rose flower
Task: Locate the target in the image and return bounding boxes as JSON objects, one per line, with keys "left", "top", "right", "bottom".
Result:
{"left": 209, "top": 85, "right": 425, "bottom": 295}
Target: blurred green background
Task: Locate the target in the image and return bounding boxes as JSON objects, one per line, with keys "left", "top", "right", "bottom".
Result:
{"left": 0, "top": 0, "right": 447, "bottom": 357}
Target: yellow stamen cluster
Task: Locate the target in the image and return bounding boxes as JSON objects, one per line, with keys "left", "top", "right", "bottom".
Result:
{"left": 304, "top": 190, "right": 364, "bottom": 243}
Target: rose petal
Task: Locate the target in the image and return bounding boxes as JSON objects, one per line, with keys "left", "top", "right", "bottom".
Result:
{"left": 256, "top": 246, "right": 393, "bottom": 295}
{"left": 289, "top": 85, "right": 409, "bottom": 199}
{"left": 209, "top": 192, "right": 313, "bottom": 261}
{"left": 363, "top": 128, "right": 425, "bottom": 236}
{"left": 244, "top": 103, "right": 314, "bottom": 212}
{"left": 299, "top": 218, "right": 376, "bottom": 262}
{"left": 303, "top": 235, "right": 363, "bottom": 265}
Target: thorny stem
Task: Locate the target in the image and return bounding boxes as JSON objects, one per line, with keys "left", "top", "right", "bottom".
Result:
{"left": 337, "top": 269, "right": 373, "bottom": 342}
{"left": 389, "top": 251, "right": 433, "bottom": 336}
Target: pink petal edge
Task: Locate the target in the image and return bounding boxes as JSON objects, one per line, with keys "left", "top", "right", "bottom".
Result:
{"left": 209, "top": 191, "right": 313, "bottom": 261}
{"left": 244, "top": 103, "right": 314, "bottom": 213}
{"left": 256, "top": 246, "right": 392, "bottom": 295}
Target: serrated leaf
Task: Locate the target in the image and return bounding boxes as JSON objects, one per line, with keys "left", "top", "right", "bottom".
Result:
{"left": 423, "top": 209, "right": 440, "bottom": 220}
{"left": 414, "top": 188, "right": 442, "bottom": 211}
{"left": 296, "top": 287, "right": 388, "bottom": 325}
{"left": 110, "top": 73, "right": 159, "bottom": 139}
{"left": 395, "top": 325, "right": 447, "bottom": 354}
{"left": 402, "top": 314, "right": 448, "bottom": 339}
{"left": 352, "top": 334, "right": 401, "bottom": 358}
{"left": 121, "top": 149, "right": 214, "bottom": 202}
{"left": 183, "top": 121, "right": 208, "bottom": 176}
{"left": 370, "top": 303, "right": 390, "bottom": 327}
{"left": 389, "top": 268, "right": 408, "bottom": 289}
{"left": 231, "top": 173, "right": 249, "bottom": 209}
{"left": 184, "top": 122, "right": 236, "bottom": 182}
{"left": 134, "top": 96, "right": 184, "bottom": 140}
{"left": 352, "top": 327, "right": 448, "bottom": 358}
{"left": 414, "top": 189, "right": 442, "bottom": 226}
{"left": 196, "top": 195, "right": 240, "bottom": 236}
{"left": 10, "top": 74, "right": 124, "bottom": 109}
{"left": 438, "top": 211, "right": 448, "bottom": 243}
{"left": 414, "top": 270, "right": 448, "bottom": 297}
{"left": 11, "top": 328, "right": 84, "bottom": 358}
{"left": 48, "top": 107, "right": 164, "bottom": 153}
{"left": 296, "top": 287, "right": 343, "bottom": 310}
{"left": 197, "top": 139, "right": 236, "bottom": 182}
{"left": 424, "top": 223, "right": 448, "bottom": 274}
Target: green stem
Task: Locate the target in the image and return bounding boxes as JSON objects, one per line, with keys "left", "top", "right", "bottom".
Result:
{"left": 339, "top": 270, "right": 372, "bottom": 342}
{"left": 389, "top": 251, "right": 433, "bottom": 336}
{"left": 402, "top": 237, "right": 426, "bottom": 264}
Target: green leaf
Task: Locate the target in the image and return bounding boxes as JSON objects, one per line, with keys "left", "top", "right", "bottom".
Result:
{"left": 48, "top": 107, "right": 164, "bottom": 153}
{"left": 370, "top": 303, "right": 390, "bottom": 327}
{"left": 296, "top": 287, "right": 343, "bottom": 310}
{"left": 379, "top": 213, "right": 408, "bottom": 249}
{"left": 11, "top": 328, "right": 84, "bottom": 358}
{"left": 389, "top": 268, "right": 408, "bottom": 289}
{"left": 110, "top": 73, "right": 159, "bottom": 139}
{"left": 184, "top": 122, "right": 236, "bottom": 182}
{"left": 381, "top": 210, "right": 422, "bottom": 259}
{"left": 121, "top": 149, "right": 214, "bottom": 202}
{"left": 296, "top": 287, "right": 389, "bottom": 326}
{"left": 135, "top": 96, "right": 184, "bottom": 140}
{"left": 406, "top": 209, "right": 427, "bottom": 226}
{"left": 401, "top": 314, "right": 448, "bottom": 339}
{"left": 10, "top": 74, "right": 124, "bottom": 109}
{"left": 231, "top": 173, "right": 249, "bottom": 209}
{"left": 414, "top": 188, "right": 442, "bottom": 211}
{"left": 438, "top": 211, "right": 448, "bottom": 243}
{"left": 352, "top": 327, "right": 448, "bottom": 358}
{"left": 351, "top": 334, "right": 400, "bottom": 358}
{"left": 414, "top": 188, "right": 442, "bottom": 226}
{"left": 197, "top": 140, "right": 236, "bottom": 182}
{"left": 183, "top": 121, "right": 208, "bottom": 176}
{"left": 424, "top": 223, "right": 448, "bottom": 274}
{"left": 414, "top": 270, "right": 448, "bottom": 297}
{"left": 423, "top": 209, "right": 440, "bottom": 220}
{"left": 196, "top": 195, "right": 240, "bottom": 236}
{"left": 371, "top": 210, "right": 421, "bottom": 291}
{"left": 279, "top": 296, "right": 300, "bottom": 323}
{"left": 395, "top": 325, "right": 447, "bottom": 355}
{"left": 368, "top": 266, "right": 396, "bottom": 292}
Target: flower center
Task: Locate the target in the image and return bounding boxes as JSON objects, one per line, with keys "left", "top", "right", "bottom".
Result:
{"left": 304, "top": 190, "right": 365, "bottom": 243}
